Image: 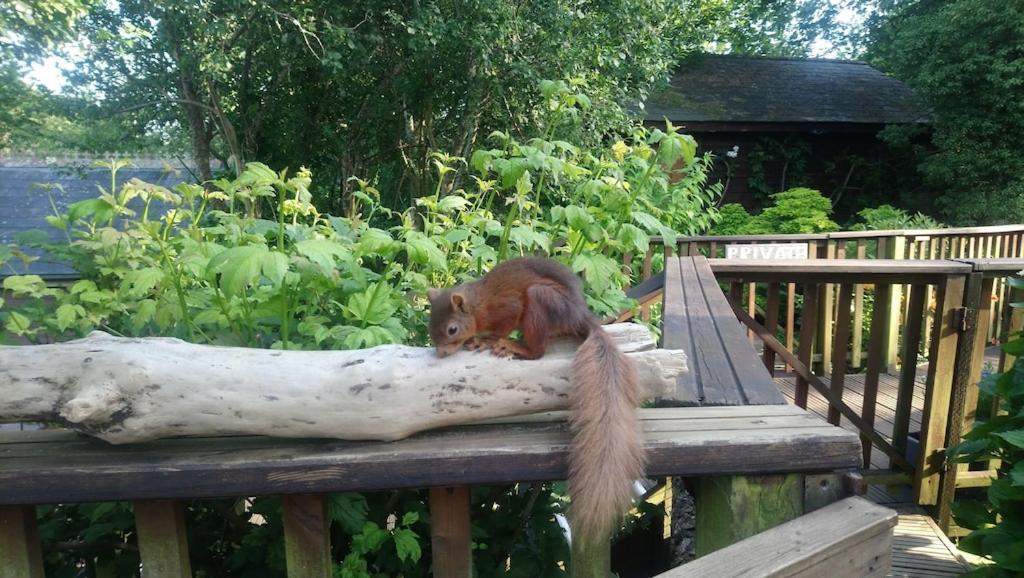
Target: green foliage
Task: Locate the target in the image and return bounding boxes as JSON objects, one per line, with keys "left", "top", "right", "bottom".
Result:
{"left": 53, "top": 0, "right": 704, "bottom": 207}
{"left": 710, "top": 188, "right": 839, "bottom": 235}
{"left": 712, "top": 203, "right": 755, "bottom": 235}
{"left": 867, "top": 0, "right": 1024, "bottom": 225}
{"left": 851, "top": 204, "right": 944, "bottom": 231}
{"left": 947, "top": 281, "right": 1024, "bottom": 576}
{"left": 0, "top": 94, "right": 719, "bottom": 572}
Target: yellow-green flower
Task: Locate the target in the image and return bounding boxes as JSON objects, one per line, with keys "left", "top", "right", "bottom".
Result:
{"left": 611, "top": 140, "right": 630, "bottom": 162}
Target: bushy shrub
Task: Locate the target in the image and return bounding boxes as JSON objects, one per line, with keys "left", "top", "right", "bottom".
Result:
{"left": 710, "top": 188, "right": 838, "bottom": 235}
{"left": 711, "top": 203, "right": 754, "bottom": 235}
{"left": 851, "top": 204, "right": 943, "bottom": 231}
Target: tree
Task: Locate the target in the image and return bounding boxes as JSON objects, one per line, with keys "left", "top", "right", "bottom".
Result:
{"left": 0, "top": 0, "right": 94, "bottom": 148}
{"left": 57, "top": 0, "right": 696, "bottom": 211}
{"left": 867, "top": 0, "right": 1024, "bottom": 225}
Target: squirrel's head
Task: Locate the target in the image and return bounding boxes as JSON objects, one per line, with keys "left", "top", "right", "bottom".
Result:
{"left": 427, "top": 287, "right": 477, "bottom": 357}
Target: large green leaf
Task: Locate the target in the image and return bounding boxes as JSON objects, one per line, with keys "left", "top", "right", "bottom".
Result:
{"left": 571, "top": 253, "right": 618, "bottom": 294}
{"left": 3, "top": 275, "right": 46, "bottom": 297}
{"left": 55, "top": 304, "right": 77, "bottom": 331}
{"left": 393, "top": 527, "right": 422, "bottom": 563}
{"left": 207, "top": 245, "right": 269, "bottom": 295}
{"left": 995, "top": 430, "right": 1024, "bottom": 449}
{"left": 294, "top": 239, "right": 349, "bottom": 273}
{"left": 261, "top": 251, "right": 289, "bottom": 287}
{"left": 328, "top": 494, "right": 369, "bottom": 535}
{"left": 405, "top": 232, "right": 447, "bottom": 271}
{"left": 345, "top": 283, "right": 398, "bottom": 326}
{"left": 125, "top": 267, "right": 164, "bottom": 297}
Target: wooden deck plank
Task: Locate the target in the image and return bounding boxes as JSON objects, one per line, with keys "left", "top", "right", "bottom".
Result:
{"left": 0, "top": 406, "right": 860, "bottom": 505}
{"left": 771, "top": 375, "right": 972, "bottom": 577}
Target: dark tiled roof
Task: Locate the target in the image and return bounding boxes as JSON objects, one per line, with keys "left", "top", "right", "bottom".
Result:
{"left": 645, "top": 54, "right": 932, "bottom": 125}
{"left": 0, "top": 165, "right": 189, "bottom": 280}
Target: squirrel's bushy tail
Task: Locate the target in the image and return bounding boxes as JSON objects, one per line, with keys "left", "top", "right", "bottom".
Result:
{"left": 569, "top": 323, "right": 644, "bottom": 544}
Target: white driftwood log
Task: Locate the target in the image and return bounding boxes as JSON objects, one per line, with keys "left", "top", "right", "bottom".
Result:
{"left": 0, "top": 324, "right": 686, "bottom": 444}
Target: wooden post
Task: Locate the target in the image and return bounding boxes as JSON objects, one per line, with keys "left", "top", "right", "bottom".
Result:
{"left": 827, "top": 284, "right": 854, "bottom": 426}
{"left": 133, "top": 500, "right": 193, "bottom": 578}
{"left": 820, "top": 241, "right": 837, "bottom": 374}
{"left": 282, "top": 494, "right": 332, "bottom": 578}
{"left": 937, "top": 272, "right": 983, "bottom": 532}
{"left": 961, "top": 278, "right": 995, "bottom": 434}
{"left": 795, "top": 283, "right": 820, "bottom": 409}
{"left": 0, "top": 506, "right": 44, "bottom": 578}
{"left": 914, "top": 274, "right": 966, "bottom": 505}
{"left": 763, "top": 283, "right": 781, "bottom": 374}
{"left": 430, "top": 487, "right": 473, "bottom": 578}
{"left": 785, "top": 282, "right": 797, "bottom": 371}
{"left": 851, "top": 240, "right": 867, "bottom": 369}
{"left": 892, "top": 284, "right": 927, "bottom": 471}
{"left": 695, "top": 474, "right": 803, "bottom": 557}
{"left": 642, "top": 247, "right": 653, "bottom": 322}
{"left": 885, "top": 235, "right": 907, "bottom": 374}
{"left": 747, "top": 282, "right": 756, "bottom": 341}
{"left": 861, "top": 284, "right": 892, "bottom": 468}
{"left": 571, "top": 536, "right": 611, "bottom": 578}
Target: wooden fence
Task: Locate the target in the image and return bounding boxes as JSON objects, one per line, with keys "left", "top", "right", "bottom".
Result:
{"left": 645, "top": 224, "right": 1024, "bottom": 374}
{"left": 624, "top": 245, "right": 1023, "bottom": 537}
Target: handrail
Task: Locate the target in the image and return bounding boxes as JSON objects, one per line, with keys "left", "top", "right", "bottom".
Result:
{"left": 649, "top": 223, "right": 1024, "bottom": 245}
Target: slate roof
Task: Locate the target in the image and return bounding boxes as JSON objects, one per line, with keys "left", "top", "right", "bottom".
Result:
{"left": 0, "top": 162, "right": 191, "bottom": 280}
{"left": 645, "top": 54, "right": 932, "bottom": 126}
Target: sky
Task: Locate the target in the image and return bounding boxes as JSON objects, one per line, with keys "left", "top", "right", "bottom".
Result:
{"left": 26, "top": 56, "right": 68, "bottom": 92}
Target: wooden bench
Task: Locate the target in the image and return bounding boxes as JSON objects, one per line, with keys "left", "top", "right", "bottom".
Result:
{"left": 0, "top": 256, "right": 868, "bottom": 577}
{"left": 657, "top": 497, "right": 897, "bottom": 578}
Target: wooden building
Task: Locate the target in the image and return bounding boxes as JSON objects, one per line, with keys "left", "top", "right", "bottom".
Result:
{"left": 645, "top": 54, "right": 932, "bottom": 211}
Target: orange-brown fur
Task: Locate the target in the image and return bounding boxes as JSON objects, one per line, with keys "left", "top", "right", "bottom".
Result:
{"left": 428, "top": 257, "right": 644, "bottom": 545}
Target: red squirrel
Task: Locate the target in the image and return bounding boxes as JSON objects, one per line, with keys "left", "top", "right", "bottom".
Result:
{"left": 427, "top": 257, "right": 643, "bottom": 544}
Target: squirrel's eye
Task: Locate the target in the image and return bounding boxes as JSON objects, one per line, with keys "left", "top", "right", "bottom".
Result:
{"left": 447, "top": 324, "right": 459, "bottom": 336}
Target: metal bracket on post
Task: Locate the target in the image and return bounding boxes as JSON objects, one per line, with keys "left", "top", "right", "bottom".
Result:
{"left": 954, "top": 307, "right": 976, "bottom": 334}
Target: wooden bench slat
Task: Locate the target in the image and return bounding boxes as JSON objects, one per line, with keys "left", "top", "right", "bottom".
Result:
{"left": 0, "top": 407, "right": 860, "bottom": 504}
{"left": 692, "top": 257, "right": 787, "bottom": 405}
{"left": 661, "top": 257, "right": 787, "bottom": 407}
{"left": 677, "top": 256, "right": 745, "bottom": 405}
{"left": 661, "top": 257, "right": 701, "bottom": 405}
{"left": 659, "top": 497, "right": 896, "bottom": 578}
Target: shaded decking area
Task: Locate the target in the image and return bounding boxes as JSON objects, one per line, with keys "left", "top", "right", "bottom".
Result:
{"left": 775, "top": 371, "right": 973, "bottom": 576}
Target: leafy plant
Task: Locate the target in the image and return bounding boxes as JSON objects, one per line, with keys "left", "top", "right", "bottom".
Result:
{"left": 948, "top": 277, "right": 1024, "bottom": 576}
{"left": 851, "top": 204, "right": 943, "bottom": 231}
{"left": 709, "top": 188, "right": 838, "bottom": 235}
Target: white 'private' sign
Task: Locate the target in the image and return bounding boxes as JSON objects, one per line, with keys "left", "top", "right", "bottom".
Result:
{"left": 725, "top": 243, "right": 809, "bottom": 260}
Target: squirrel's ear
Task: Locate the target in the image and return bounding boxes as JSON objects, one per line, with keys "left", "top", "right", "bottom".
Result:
{"left": 426, "top": 288, "right": 440, "bottom": 301}
{"left": 450, "top": 292, "right": 467, "bottom": 313}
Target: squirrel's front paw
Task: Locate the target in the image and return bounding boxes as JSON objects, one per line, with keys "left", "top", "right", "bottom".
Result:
{"left": 466, "top": 334, "right": 497, "bottom": 352}
{"left": 488, "top": 339, "right": 521, "bottom": 359}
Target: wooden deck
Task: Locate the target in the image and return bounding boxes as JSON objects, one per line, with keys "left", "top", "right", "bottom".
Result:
{"left": 775, "top": 373, "right": 974, "bottom": 577}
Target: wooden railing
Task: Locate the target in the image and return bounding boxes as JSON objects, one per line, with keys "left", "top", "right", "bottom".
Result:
{"left": 677, "top": 257, "right": 1023, "bottom": 537}
{"left": 642, "top": 224, "right": 1024, "bottom": 373}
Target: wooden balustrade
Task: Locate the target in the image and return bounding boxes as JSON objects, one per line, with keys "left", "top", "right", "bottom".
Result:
{"left": 641, "top": 224, "right": 1024, "bottom": 374}
{"left": 671, "top": 256, "right": 1020, "bottom": 539}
